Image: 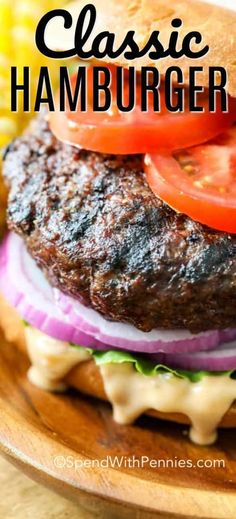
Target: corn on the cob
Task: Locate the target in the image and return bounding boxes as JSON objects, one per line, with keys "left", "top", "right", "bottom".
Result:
{"left": 0, "top": 0, "right": 66, "bottom": 234}
{"left": 0, "top": 0, "right": 66, "bottom": 144}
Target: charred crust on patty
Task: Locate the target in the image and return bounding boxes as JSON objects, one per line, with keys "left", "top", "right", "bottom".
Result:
{"left": 3, "top": 114, "right": 236, "bottom": 333}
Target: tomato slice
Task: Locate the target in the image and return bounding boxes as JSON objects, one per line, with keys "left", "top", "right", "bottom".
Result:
{"left": 144, "top": 126, "right": 236, "bottom": 234}
{"left": 49, "top": 65, "right": 236, "bottom": 155}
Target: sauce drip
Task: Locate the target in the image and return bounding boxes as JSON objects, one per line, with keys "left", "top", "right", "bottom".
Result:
{"left": 25, "top": 327, "right": 236, "bottom": 445}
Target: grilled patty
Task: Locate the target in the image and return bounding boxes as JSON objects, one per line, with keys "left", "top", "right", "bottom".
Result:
{"left": 3, "top": 115, "right": 236, "bottom": 333}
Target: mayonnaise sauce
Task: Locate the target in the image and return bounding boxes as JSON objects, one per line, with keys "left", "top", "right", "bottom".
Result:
{"left": 25, "top": 327, "right": 236, "bottom": 445}
{"left": 25, "top": 327, "right": 90, "bottom": 392}
{"left": 99, "top": 364, "right": 236, "bottom": 446}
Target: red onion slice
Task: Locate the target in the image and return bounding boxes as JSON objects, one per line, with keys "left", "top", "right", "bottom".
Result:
{"left": 55, "top": 280, "right": 236, "bottom": 354}
{"left": 1, "top": 232, "right": 236, "bottom": 355}
{"left": 150, "top": 342, "right": 236, "bottom": 371}
{"left": 0, "top": 233, "right": 104, "bottom": 347}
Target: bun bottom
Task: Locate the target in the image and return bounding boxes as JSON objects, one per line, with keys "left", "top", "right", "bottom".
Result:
{"left": 0, "top": 293, "right": 236, "bottom": 428}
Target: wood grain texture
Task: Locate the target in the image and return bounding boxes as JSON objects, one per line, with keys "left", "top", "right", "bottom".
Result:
{"left": 1, "top": 331, "right": 236, "bottom": 519}
{"left": 0, "top": 457, "right": 96, "bottom": 519}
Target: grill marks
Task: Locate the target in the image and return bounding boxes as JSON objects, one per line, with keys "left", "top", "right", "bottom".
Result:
{"left": 3, "top": 115, "right": 236, "bottom": 333}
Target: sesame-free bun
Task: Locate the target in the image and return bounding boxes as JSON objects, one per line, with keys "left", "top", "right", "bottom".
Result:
{"left": 0, "top": 293, "right": 236, "bottom": 428}
{"left": 46, "top": 0, "right": 236, "bottom": 97}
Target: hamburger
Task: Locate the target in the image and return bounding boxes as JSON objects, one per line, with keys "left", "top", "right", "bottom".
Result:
{"left": 1, "top": 0, "right": 236, "bottom": 446}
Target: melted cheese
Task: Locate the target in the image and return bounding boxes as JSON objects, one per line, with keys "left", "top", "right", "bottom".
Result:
{"left": 25, "top": 327, "right": 90, "bottom": 391}
{"left": 25, "top": 327, "right": 236, "bottom": 445}
{"left": 100, "top": 363, "right": 236, "bottom": 445}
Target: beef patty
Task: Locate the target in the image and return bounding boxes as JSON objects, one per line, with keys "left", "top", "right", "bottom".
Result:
{"left": 3, "top": 114, "right": 236, "bottom": 333}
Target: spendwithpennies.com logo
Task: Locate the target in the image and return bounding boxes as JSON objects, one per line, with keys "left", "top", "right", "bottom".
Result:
{"left": 53, "top": 455, "right": 225, "bottom": 470}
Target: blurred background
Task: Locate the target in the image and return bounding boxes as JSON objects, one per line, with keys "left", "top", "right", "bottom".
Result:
{"left": 205, "top": 0, "right": 236, "bottom": 8}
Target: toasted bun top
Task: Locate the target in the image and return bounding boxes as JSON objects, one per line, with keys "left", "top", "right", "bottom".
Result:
{"left": 46, "top": 0, "right": 236, "bottom": 97}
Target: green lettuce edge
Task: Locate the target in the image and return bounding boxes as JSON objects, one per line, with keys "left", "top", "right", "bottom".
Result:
{"left": 22, "top": 320, "right": 235, "bottom": 383}
{"left": 72, "top": 345, "right": 235, "bottom": 383}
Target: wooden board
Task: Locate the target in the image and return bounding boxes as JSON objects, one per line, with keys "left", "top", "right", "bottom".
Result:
{"left": 1, "top": 334, "right": 236, "bottom": 519}
{"left": 0, "top": 457, "right": 95, "bottom": 519}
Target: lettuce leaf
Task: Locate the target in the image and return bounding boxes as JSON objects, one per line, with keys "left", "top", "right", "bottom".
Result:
{"left": 23, "top": 322, "right": 234, "bottom": 382}
{"left": 22, "top": 320, "right": 29, "bottom": 327}
{"left": 90, "top": 349, "right": 233, "bottom": 383}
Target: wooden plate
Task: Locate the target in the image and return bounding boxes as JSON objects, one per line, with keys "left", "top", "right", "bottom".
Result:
{"left": 1, "top": 333, "right": 236, "bottom": 519}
